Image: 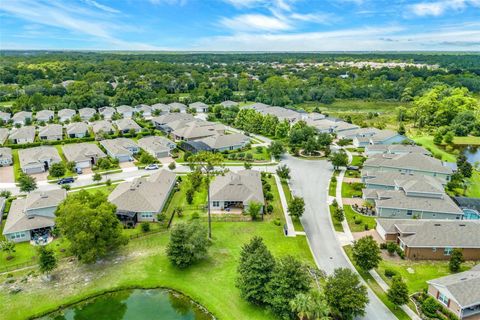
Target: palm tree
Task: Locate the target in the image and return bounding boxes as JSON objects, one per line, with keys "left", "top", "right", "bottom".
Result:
{"left": 290, "top": 289, "right": 331, "bottom": 320}
{"left": 290, "top": 293, "right": 312, "bottom": 320}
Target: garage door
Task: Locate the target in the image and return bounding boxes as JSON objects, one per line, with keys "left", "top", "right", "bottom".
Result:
{"left": 117, "top": 155, "right": 131, "bottom": 163}
{"left": 24, "top": 166, "right": 45, "bottom": 174}
{"left": 76, "top": 160, "right": 91, "bottom": 169}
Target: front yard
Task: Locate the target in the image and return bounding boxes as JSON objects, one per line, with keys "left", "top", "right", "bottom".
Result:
{"left": 344, "top": 205, "right": 376, "bottom": 232}
{"left": 341, "top": 181, "right": 363, "bottom": 198}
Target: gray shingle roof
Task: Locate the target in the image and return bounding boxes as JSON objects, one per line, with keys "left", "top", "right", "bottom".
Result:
{"left": 172, "top": 120, "right": 225, "bottom": 140}
{"left": 151, "top": 113, "right": 194, "bottom": 125}
{"left": 0, "top": 147, "right": 12, "bottom": 161}
{"left": 0, "top": 111, "right": 11, "bottom": 121}
{"left": 210, "top": 170, "right": 264, "bottom": 204}
{"left": 189, "top": 101, "right": 208, "bottom": 108}
{"left": 12, "top": 111, "right": 32, "bottom": 122}
{"left": 365, "top": 144, "right": 431, "bottom": 155}
{"left": 364, "top": 153, "right": 452, "bottom": 175}
{"left": 79, "top": 108, "right": 96, "bottom": 118}
{"left": 99, "top": 106, "right": 115, "bottom": 116}
{"left": 198, "top": 133, "right": 249, "bottom": 149}
{"left": 220, "top": 100, "right": 238, "bottom": 107}
{"left": 35, "top": 110, "right": 54, "bottom": 121}
{"left": 91, "top": 120, "right": 115, "bottom": 134}
{"left": 62, "top": 143, "right": 106, "bottom": 162}
{"left": 58, "top": 108, "right": 76, "bottom": 119}
{"left": 9, "top": 126, "right": 36, "bottom": 141}
{"left": 0, "top": 128, "right": 9, "bottom": 145}
{"left": 18, "top": 146, "right": 62, "bottom": 168}
{"left": 66, "top": 122, "right": 89, "bottom": 135}
{"left": 115, "top": 119, "right": 141, "bottom": 132}
{"left": 137, "top": 136, "right": 175, "bottom": 154}
{"left": 151, "top": 103, "right": 170, "bottom": 112}
{"left": 38, "top": 124, "right": 63, "bottom": 138}
{"left": 168, "top": 102, "right": 187, "bottom": 110}
{"left": 369, "top": 129, "right": 403, "bottom": 143}
{"left": 116, "top": 105, "right": 134, "bottom": 114}
{"left": 364, "top": 172, "right": 446, "bottom": 189}
{"left": 100, "top": 138, "right": 138, "bottom": 156}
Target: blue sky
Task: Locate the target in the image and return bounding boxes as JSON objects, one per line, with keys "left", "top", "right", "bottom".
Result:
{"left": 1, "top": 0, "right": 479, "bottom": 51}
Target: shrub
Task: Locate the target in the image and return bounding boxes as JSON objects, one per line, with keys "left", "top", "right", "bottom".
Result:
{"left": 141, "top": 222, "right": 150, "bottom": 233}
{"left": 421, "top": 296, "right": 440, "bottom": 317}
{"left": 157, "top": 213, "right": 166, "bottom": 222}
{"left": 384, "top": 268, "right": 398, "bottom": 278}
{"left": 191, "top": 212, "right": 200, "bottom": 220}
{"left": 168, "top": 162, "right": 176, "bottom": 170}
{"left": 256, "top": 146, "right": 263, "bottom": 153}
{"left": 386, "top": 242, "right": 397, "bottom": 255}
{"left": 379, "top": 242, "right": 388, "bottom": 250}
{"left": 246, "top": 153, "right": 253, "bottom": 160}
{"left": 354, "top": 217, "right": 362, "bottom": 225}
{"left": 273, "top": 218, "right": 281, "bottom": 226}
{"left": 265, "top": 192, "right": 273, "bottom": 201}
{"left": 266, "top": 204, "right": 273, "bottom": 214}
{"left": 364, "top": 224, "right": 369, "bottom": 231}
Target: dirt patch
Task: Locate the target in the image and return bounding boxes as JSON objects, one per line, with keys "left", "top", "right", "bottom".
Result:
{"left": 352, "top": 229, "right": 383, "bottom": 243}
{"left": 0, "top": 166, "right": 15, "bottom": 183}
{"left": 342, "top": 198, "right": 365, "bottom": 206}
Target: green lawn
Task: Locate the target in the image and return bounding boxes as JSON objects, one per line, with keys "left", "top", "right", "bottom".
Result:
{"left": 345, "top": 170, "right": 361, "bottom": 178}
{"left": 344, "top": 246, "right": 411, "bottom": 320}
{"left": 279, "top": 178, "right": 304, "bottom": 232}
{"left": 350, "top": 155, "right": 365, "bottom": 167}
{"left": 452, "top": 136, "right": 480, "bottom": 145}
{"left": 224, "top": 147, "right": 271, "bottom": 163}
{"left": 11, "top": 149, "right": 21, "bottom": 181}
{"left": 466, "top": 171, "right": 480, "bottom": 198}
{"left": 328, "top": 171, "right": 339, "bottom": 197}
{"left": 1, "top": 222, "right": 314, "bottom": 320}
{"left": 411, "top": 135, "right": 457, "bottom": 162}
{"left": 79, "top": 184, "right": 118, "bottom": 196}
{"left": 329, "top": 205, "right": 344, "bottom": 232}
{"left": 341, "top": 182, "right": 363, "bottom": 198}
{"left": 344, "top": 205, "right": 376, "bottom": 232}
{"left": 163, "top": 178, "right": 208, "bottom": 220}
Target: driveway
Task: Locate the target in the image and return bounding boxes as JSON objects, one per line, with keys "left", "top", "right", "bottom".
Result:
{"left": 281, "top": 154, "right": 396, "bottom": 320}
{"left": 0, "top": 166, "right": 15, "bottom": 183}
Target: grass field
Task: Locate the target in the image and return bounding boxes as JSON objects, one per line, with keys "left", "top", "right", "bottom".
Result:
{"left": 296, "top": 99, "right": 407, "bottom": 113}
{"left": 452, "top": 136, "right": 480, "bottom": 145}
{"left": 328, "top": 171, "right": 339, "bottom": 197}
{"left": 280, "top": 178, "right": 304, "bottom": 232}
{"left": 344, "top": 205, "right": 376, "bottom": 232}
{"left": 466, "top": 171, "right": 480, "bottom": 198}
{"left": 329, "top": 205, "right": 344, "bottom": 232}
{"left": 341, "top": 182, "right": 363, "bottom": 198}
{"left": 411, "top": 135, "right": 457, "bottom": 162}
{"left": 350, "top": 155, "right": 365, "bottom": 167}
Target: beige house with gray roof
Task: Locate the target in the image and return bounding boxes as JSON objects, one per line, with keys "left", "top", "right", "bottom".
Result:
{"left": 58, "top": 108, "right": 76, "bottom": 122}
{"left": 0, "top": 147, "right": 13, "bottom": 166}
{"left": 137, "top": 136, "right": 176, "bottom": 158}
{"left": 91, "top": 120, "right": 115, "bottom": 136}
{"left": 66, "top": 122, "right": 89, "bottom": 138}
{"left": 2, "top": 189, "right": 66, "bottom": 243}
{"left": 12, "top": 111, "right": 32, "bottom": 125}
{"left": 209, "top": 170, "right": 264, "bottom": 213}
{"left": 168, "top": 102, "right": 187, "bottom": 113}
{"left": 115, "top": 118, "right": 142, "bottom": 134}
{"left": 35, "top": 110, "right": 54, "bottom": 123}
{"left": 79, "top": 107, "right": 96, "bottom": 121}
{"left": 0, "top": 128, "right": 9, "bottom": 145}
{"left": 427, "top": 264, "right": 480, "bottom": 319}
{"left": 116, "top": 105, "right": 134, "bottom": 118}
{"left": 9, "top": 126, "right": 35, "bottom": 144}
{"left": 365, "top": 144, "right": 431, "bottom": 156}
{"left": 220, "top": 100, "right": 238, "bottom": 108}
{"left": 108, "top": 170, "right": 176, "bottom": 225}
{"left": 0, "top": 111, "right": 11, "bottom": 123}
{"left": 62, "top": 143, "right": 106, "bottom": 169}
{"left": 171, "top": 120, "right": 225, "bottom": 141}
{"left": 99, "top": 106, "right": 116, "bottom": 120}
{"left": 18, "top": 146, "right": 62, "bottom": 174}
{"left": 189, "top": 101, "right": 209, "bottom": 113}
{"left": 197, "top": 133, "right": 250, "bottom": 152}
{"left": 100, "top": 138, "right": 139, "bottom": 162}
{"left": 38, "top": 124, "right": 63, "bottom": 141}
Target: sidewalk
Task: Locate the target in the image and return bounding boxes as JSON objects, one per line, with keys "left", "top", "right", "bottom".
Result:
{"left": 273, "top": 174, "right": 296, "bottom": 237}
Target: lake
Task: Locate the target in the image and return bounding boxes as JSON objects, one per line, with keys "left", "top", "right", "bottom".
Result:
{"left": 38, "top": 289, "right": 214, "bottom": 320}
{"left": 463, "top": 145, "right": 480, "bottom": 164}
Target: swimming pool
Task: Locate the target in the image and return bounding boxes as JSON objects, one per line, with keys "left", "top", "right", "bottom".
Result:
{"left": 463, "top": 208, "right": 480, "bottom": 220}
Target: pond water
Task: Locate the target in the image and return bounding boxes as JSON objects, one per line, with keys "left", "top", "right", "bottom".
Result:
{"left": 463, "top": 145, "right": 480, "bottom": 164}
{"left": 38, "top": 289, "right": 214, "bottom": 320}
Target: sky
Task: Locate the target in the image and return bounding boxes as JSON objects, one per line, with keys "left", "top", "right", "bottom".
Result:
{"left": 0, "top": 0, "right": 479, "bottom": 51}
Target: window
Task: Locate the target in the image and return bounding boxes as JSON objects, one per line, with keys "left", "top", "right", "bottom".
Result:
{"left": 11, "top": 232, "right": 26, "bottom": 239}
{"left": 407, "top": 210, "right": 413, "bottom": 216}
{"left": 141, "top": 213, "right": 153, "bottom": 218}
{"left": 444, "top": 248, "right": 453, "bottom": 256}
{"left": 432, "top": 247, "right": 437, "bottom": 252}
{"left": 213, "top": 201, "right": 220, "bottom": 207}
{"left": 438, "top": 292, "right": 449, "bottom": 306}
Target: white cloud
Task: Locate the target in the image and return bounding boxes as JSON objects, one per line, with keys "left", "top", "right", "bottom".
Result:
{"left": 149, "top": 0, "right": 188, "bottom": 5}
{"left": 290, "top": 12, "right": 338, "bottom": 24}
{"left": 409, "top": 0, "right": 479, "bottom": 17}
{"left": 220, "top": 14, "right": 292, "bottom": 32}
{"left": 83, "top": 0, "right": 120, "bottom": 14}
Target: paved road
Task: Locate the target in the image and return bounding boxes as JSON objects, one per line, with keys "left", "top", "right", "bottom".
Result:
{"left": 282, "top": 154, "right": 396, "bottom": 320}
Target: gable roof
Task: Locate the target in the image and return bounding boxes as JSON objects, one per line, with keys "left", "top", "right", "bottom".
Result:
{"left": 63, "top": 143, "right": 106, "bottom": 162}
{"left": 0, "top": 128, "right": 9, "bottom": 145}
{"left": 220, "top": 100, "right": 238, "bottom": 107}
{"left": 151, "top": 113, "right": 194, "bottom": 125}
{"left": 137, "top": 136, "right": 175, "bottom": 153}
{"left": 364, "top": 172, "right": 446, "bottom": 188}
{"left": 99, "top": 106, "right": 115, "bottom": 116}
{"left": 35, "top": 110, "right": 54, "bottom": 120}
{"left": 91, "top": 120, "right": 114, "bottom": 134}
{"left": 168, "top": 102, "right": 187, "bottom": 110}
{"left": 115, "top": 118, "right": 141, "bottom": 131}
{"left": 100, "top": 138, "right": 138, "bottom": 156}
{"left": 58, "top": 108, "right": 76, "bottom": 118}
{"left": 66, "top": 122, "right": 89, "bottom": 135}
{"left": 38, "top": 124, "right": 63, "bottom": 137}
{"left": 151, "top": 103, "right": 170, "bottom": 112}
{"left": 9, "top": 126, "right": 35, "bottom": 140}
{"left": 79, "top": 108, "right": 96, "bottom": 118}
{"left": 189, "top": 101, "right": 208, "bottom": 109}
{"left": 364, "top": 153, "right": 452, "bottom": 175}
{"left": 0, "top": 147, "right": 12, "bottom": 160}
{"left": 366, "top": 144, "right": 431, "bottom": 155}
{"left": 18, "top": 146, "right": 61, "bottom": 168}
{"left": 210, "top": 170, "right": 264, "bottom": 204}
{"left": 0, "top": 111, "right": 11, "bottom": 121}
{"left": 198, "top": 133, "right": 249, "bottom": 149}
{"left": 12, "top": 111, "right": 32, "bottom": 122}
{"left": 116, "top": 105, "right": 134, "bottom": 113}
{"left": 172, "top": 120, "right": 225, "bottom": 140}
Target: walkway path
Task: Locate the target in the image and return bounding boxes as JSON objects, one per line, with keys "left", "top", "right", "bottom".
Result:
{"left": 273, "top": 174, "right": 296, "bottom": 237}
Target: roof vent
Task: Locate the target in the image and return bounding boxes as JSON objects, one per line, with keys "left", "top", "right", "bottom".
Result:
{"left": 434, "top": 223, "right": 441, "bottom": 227}
{"left": 40, "top": 193, "right": 48, "bottom": 198}
{"left": 459, "top": 224, "right": 466, "bottom": 227}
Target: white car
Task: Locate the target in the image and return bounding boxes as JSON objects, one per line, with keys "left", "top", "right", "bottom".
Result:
{"left": 145, "top": 164, "right": 159, "bottom": 170}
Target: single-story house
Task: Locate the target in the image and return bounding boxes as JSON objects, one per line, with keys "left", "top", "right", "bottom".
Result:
{"left": 151, "top": 113, "right": 195, "bottom": 132}
{"left": 138, "top": 136, "right": 176, "bottom": 158}
{"left": 220, "top": 100, "right": 238, "bottom": 108}
{"left": 189, "top": 101, "right": 209, "bottom": 113}
{"left": 18, "top": 146, "right": 62, "bottom": 174}
{"left": 426, "top": 265, "right": 480, "bottom": 319}
{"left": 99, "top": 106, "right": 116, "bottom": 120}
{"left": 365, "top": 144, "right": 431, "bottom": 156}
{"left": 8, "top": 126, "right": 36, "bottom": 144}
{"left": 62, "top": 143, "right": 106, "bottom": 169}
{"left": 91, "top": 120, "right": 115, "bottom": 136}
{"left": 0, "top": 128, "right": 9, "bottom": 145}
{"left": 65, "top": 122, "right": 89, "bottom": 138}
{"left": 108, "top": 170, "right": 176, "bottom": 225}
{"left": 171, "top": 120, "right": 225, "bottom": 141}
{"left": 136, "top": 104, "right": 152, "bottom": 118}
{"left": 116, "top": 105, "right": 134, "bottom": 118}
{"left": 363, "top": 153, "right": 453, "bottom": 182}
{"left": 12, "top": 111, "right": 32, "bottom": 125}
{"left": 79, "top": 107, "right": 96, "bottom": 121}
{"left": 168, "top": 102, "right": 187, "bottom": 113}
{"left": 306, "top": 117, "right": 359, "bottom": 134}
{"left": 209, "top": 170, "right": 264, "bottom": 213}
{"left": 58, "top": 108, "right": 76, "bottom": 122}
{"left": 353, "top": 130, "right": 407, "bottom": 147}
{"left": 180, "top": 140, "right": 212, "bottom": 153}
{"left": 337, "top": 127, "right": 380, "bottom": 140}
{"left": 100, "top": 138, "right": 139, "bottom": 162}
{"left": 362, "top": 171, "right": 446, "bottom": 189}
{"left": 0, "top": 147, "right": 13, "bottom": 166}
{"left": 197, "top": 133, "right": 250, "bottom": 152}
{"left": 35, "top": 110, "right": 54, "bottom": 123}
{"left": 376, "top": 219, "right": 480, "bottom": 260}
{"left": 115, "top": 118, "right": 142, "bottom": 134}
{"left": 243, "top": 102, "right": 270, "bottom": 111}
{"left": 38, "top": 124, "right": 63, "bottom": 141}
{"left": 2, "top": 189, "right": 67, "bottom": 243}
{"left": 151, "top": 103, "right": 170, "bottom": 115}
{"left": 0, "top": 111, "right": 11, "bottom": 123}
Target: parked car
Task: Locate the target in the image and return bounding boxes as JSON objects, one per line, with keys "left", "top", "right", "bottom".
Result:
{"left": 145, "top": 164, "right": 159, "bottom": 170}
{"left": 57, "top": 177, "right": 75, "bottom": 184}
{"left": 75, "top": 167, "right": 83, "bottom": 174}
{"left": 347, "top": 165, "right": 359, "bottom": 170}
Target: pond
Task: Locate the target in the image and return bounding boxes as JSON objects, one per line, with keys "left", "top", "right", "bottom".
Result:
{"left": 38, "top": 289, "right": 214, "bottom": 320}
{"left": 462, "top": 145, "right": 480, "bottom": 164}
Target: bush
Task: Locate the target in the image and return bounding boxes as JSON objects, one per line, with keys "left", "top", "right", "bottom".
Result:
{"left": 141, "top": 222, "right": 150, "bottom": 233}
{"left": 157, "top": 213, "right": 166, "bottom": 222}
{"left": 191, "top": 212, "right": 200, "bottom": 220}
{"left": 421, "top": 296, "right": 440, "bottom": 317}
{"left": 246, "top": 153, "right": 253, "bottom": 161}
{"left": 273, "top": 218, "right": 281, "bottom": 226}
{"left": 265, "top": 192, "right": 273, "bottom": 201}
{"left": 266, "top": 204, "right": 273, "bottom": 214}
{"left": 379, "top": 242, "right": 388, "bottom": 250}
{"left": 384, "top": 268, "right": 398, "bottom": 278}
{"left": 387, "top": 242, "right": 398, "bottom": 255}
{"left": 364, "top": 224, "right": 369, "bottom": 230}
{"left": 168, "top": 162, "right": 176, "bottom": 170}
{"left": 354, "top": 217, "right": 362, "bottom": 225}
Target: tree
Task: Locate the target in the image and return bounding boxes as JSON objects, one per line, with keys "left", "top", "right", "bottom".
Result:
{"left": 325, "top": 268, "right": 369, "bottom": 320}
{"left": 290, "top": 289, "right": 331, "bottom": 320}
{"left": 333, "top": 206, "right": 344, "bottom": 222}
{"left": 269, "top": 141, "right": 285, "bottom": 159}
{"left": 38, "top": 246, "right": 57, "bottom": 277}
{"left": 387, "top": 276, "right": 409, "bottom": 308}
{"left": 188, "top": 152, "right": 225, "bottom": 239}
{"left": 266, "top": 255, "right": 311, "bottom": 319}
{"left": 55, "top": 190, "right": 128, "bottom": 263}
{"left": 276, "top": 164, "right": 291, "bottom": 180}
{"left": 288, "top": 196, "right": 305, "bottom": 219}
{"left": 398, "top": 122, "right": 406, "bottom": 135}
{"left": 166, "top": 221, "right": 208, "bottom": 269}
{"left": 246, "top": 201, "right": 262, "bottom": 220}
{"left": 236, "top": 237, "right": 275, "bottom": 305}
{"left": 18, "top": 173, "right": 37, "bottom": 193}
{"left": 352, "top": 236, "right": 382, "bottom": 271}
{"left": 329, "top": 151, "right": 348, "bottom": 170}
{"left": 244, "top": 162, "right": 252, "bottom": 169}
{"left": 92, "top": 172, "right": 102, "bottom": 182}
{"left": 449, "top": 248, "right": 465, "bottom": 272}
{"left": 168, "top": 162, "right": 176, "bottom": 170}
{"left": 0, "top": 240, "right": 16, "bottom": 259}
{"left": 186, "top": 188, "right": 194, "bottom": 204}
{"left": 49, "top": 162, "right": 66, "bottom": 178}
{"left": 444, "top": 131, "right": 454, "bottom": 144}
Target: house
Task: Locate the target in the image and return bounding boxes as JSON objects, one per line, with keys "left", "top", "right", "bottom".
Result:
{"left": 220, "top": 100, "right": 238, "bottom": 108}
{"left": 58, "top": 108, "right": 76, "bottom": 122}
{"left": 2, "top": 189, "right": 67, "bottom": 243}
{"left": 0, "top": 111, "right": 11, "bottom": 123}
{"left": 0, "top": 197, "right": 5, "bottom": 214}
{"left": 99, "top": 106, "right": 116, "bottom": 120}
{"left": 376, "top": 219, "right": 480, "bottom": 260}
{"left": 62, "top": 143, "right": 106, "bottom": 169}
{"left": 168, "top": 102, "right": 187, "bottom": 113}
{"left": 136, "top": 104, "right": 152, "bottom": 118}
{"left": 79, "top": 107, "right": 96, "bottom": 121}
{"left": 426, "top": 265, "right": 480, "bottom": 319}
{"left": 108, "top": 170, "right": 176, "bottom": 225}
{"left": 171, "top": 120, "right": 225, "bottom": 141}
{"left": 138, "top": 136, "right": 176, "bottom": 158}
{"left": 306, "top": 117, "right": 359, "bottom": 134}
{"left": 363, "top": 171, "right": 446, "bottom": 189}
{"left": 365, "top": 144, "right": 431, "bottom": 156}
{"left": 116, "top": 105, "right": 134, "bottom": 118}
{"left": 12, "top": 111, "right": 32, "bottom": 125}
{"left": 197, "top": 133, "right": 250, "bottom": 152}
{"left": 337, "top": 127, "right": 380, "bottom": 140}
{"left": 0, "top": 128, "right": 9, "bottom": 145}
{"left": 244, "top": 102, "right": 270, "bottom": 111}
{"left": 151, "top": 103, "right": 170, "bottom": 115}
{"left": 38, "top": 124, "right": 63, "bottom": 141}
{"left": 180, "top": 140, "right": 212, "bottom": 154}
{"left": 363, "top": 153, "right": 453, "bottom": 182}
{"left": 100, "top": 138, "right": 139, "bottom": 162}
{"left": 353, "top": 129, "right": 406, "bottom": 147}
{"left": 65, "top": 122, "right": 89, "bottom": 138}
{"left": 91, "top": 120, "right": 115, "bottom": 136}
{"left": 18, "top": 146, "right": 62, "bottom": 174}
{"left": 35, "top": 110, "right": 54, "bottom": 123}
{"left": 189, "top": 101, "right": 209, "bottom": 113}
{"left": 209, "top": 170, "right": 264, "bottom": 213}
{"left": 9, "top": 126, "right": 35, "bottom": 144}
{"left": 115, "top": 118, "right": 142, "bottom": 134}
{"left": 151, "top": 113, "right": 195, "bottom": 132}
{"left": 453, "top": 197, "right": 480, "bottom": 220}
{"left": 0, "top": 147, "right": 13, "bottom": 166}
